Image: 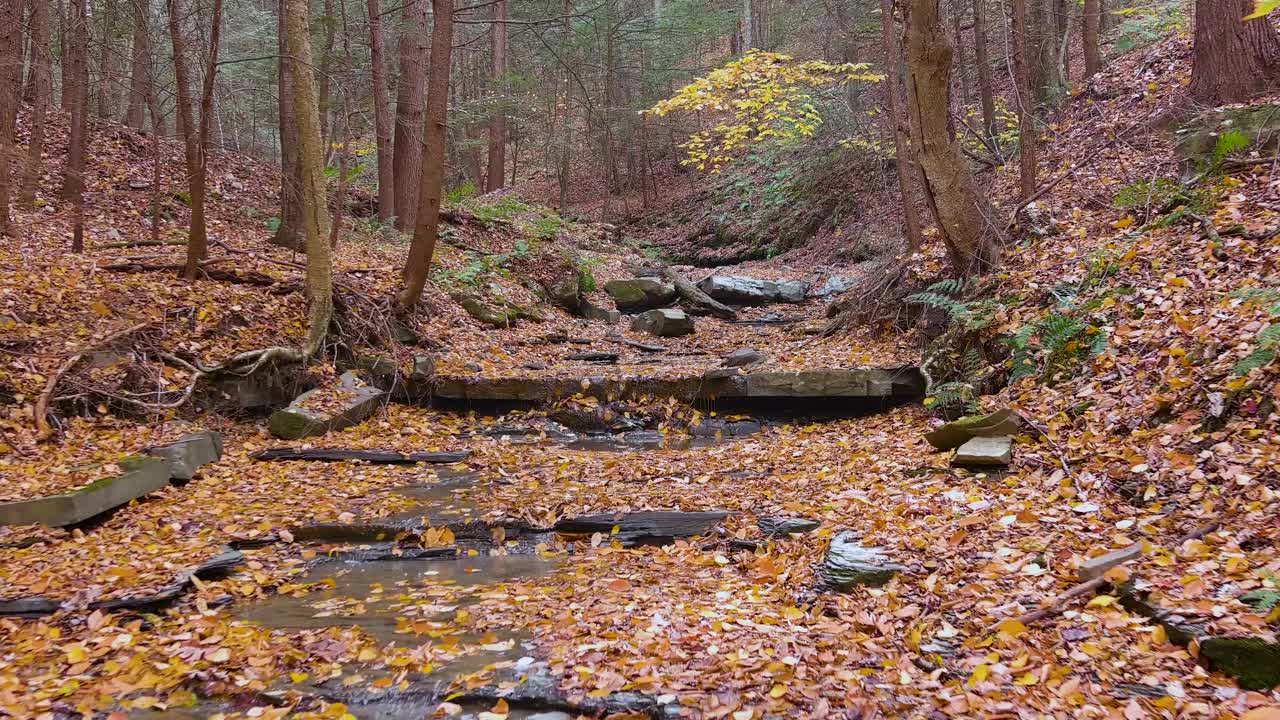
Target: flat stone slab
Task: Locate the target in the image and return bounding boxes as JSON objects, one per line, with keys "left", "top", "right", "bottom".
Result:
{"left": 1078, "top": 544, "right": 1142, "bottom": 581}
{"left": 819, "top": 531, "right": 905, "bottom": 590}
{"left": 148, "top": 430, "right": 223, "bottom": 480}
{"left": 925, "top": 408, "right": 1022, "bottom": 450}
{"left": 951, "top": 436, "right": 1012, "bottom": 467}
{"left": 697, "top": 276, "right": 809, "bottom": 305}
{"left": 252, "top": 448, "right": 470, "bottom": 464}
{"left": 553, "top": 510, "right": 728, "bottom": 545}
{"left": 758, "top": 516, "right": 820, "bottom": 536}
{"left": 434, "top": 366, "right": 925, "bottom": 403}
{"left": 631, "top": 308, "right": 694, "bottom": 337}
{"left": 0, "top": 455, "right": 172, "bottom": 527}
{"left": 269, "top": 372, "right": 386, "bottom": 439}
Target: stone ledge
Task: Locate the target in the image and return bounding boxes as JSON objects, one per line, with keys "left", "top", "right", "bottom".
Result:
{"left": 0, "top": 455, "right": 172, "bottom": 528}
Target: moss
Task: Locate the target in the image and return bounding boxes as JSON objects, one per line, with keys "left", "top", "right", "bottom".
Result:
{"left": 1200, "top": 637, "right": 1280, "bottom": 690}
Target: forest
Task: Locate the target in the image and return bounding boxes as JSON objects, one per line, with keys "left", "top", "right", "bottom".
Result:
{"left": 1, "top": 0, "right": 1279, "bottom": 717}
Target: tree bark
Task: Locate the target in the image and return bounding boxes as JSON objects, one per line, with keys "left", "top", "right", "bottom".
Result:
{"left": 19, "top": 0, "right": 52, "bottom": 209}
{"left": 168, "top": 0, "right": 222, "bottom": 278}
{"left": 741, "top": 0, "right": 753, "bottom": 50}
{"left": 398, "top": 0, "right": 453, "bottom": 307}
{"left": 64, "top": 0, "right": 90, "bottom": 252}
{"left": 317, "top": 0, "right": 335, "bottom": 141}
{"left": 272, "top": 0, "right": 304, "bottom": 250}
{"left": 485, "top": 0, "right": 507, "bottom": 193}
{"left": 125, "top": 0, "right": 152, "bottom": 128}
{"left": 880, "top": 0, "right": 925, "bottom": 253}
{"left": 366, "top": 0, "right": 395, "bottom": 221}
{"left": 393, "top": 0, "right": 428, "bottom": 231}
{"left": 1082, "top": 0, "right": 1100, "bottom": 79}
{"left": 904, "top": 0, "right": 998, "bottom": 275}
{"left": 0, "top": 0, "right": 22, "bottom": 236}
{"left": 1189, "top": 0, "right": 1280, "bottom": 107}
{"left": 284, "top": 0, "right": 333, "bottom": 355}
{"left": 97, "top": 0, "right": 117, "bottom": 119}
{"left": 1012, "top": 0, "right": 1037, "bottom": 200}
{"left": 972, "top": 0, "right": 996, "bottom": 141}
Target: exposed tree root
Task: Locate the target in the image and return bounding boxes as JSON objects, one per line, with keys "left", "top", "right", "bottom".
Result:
{"left": 661, "top": 267, "right": 737, "bottom": 321}
{"left": 35, "top": 322, "right": 153, "bottom": 441}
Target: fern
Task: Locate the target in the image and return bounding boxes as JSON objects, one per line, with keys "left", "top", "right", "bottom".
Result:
{"left": 1230, "top": 281, "right": 1280, "bottom": 375}
{"left": 926, "top": 381, "right": 978, "bottom": 416}
{"left": 905, "top": 279, "right": 998, "bottom": 331}
{"left": 1213, "top": 130, "right": 1251, "bottom": 165}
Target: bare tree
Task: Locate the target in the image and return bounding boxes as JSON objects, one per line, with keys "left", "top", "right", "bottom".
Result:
{"left": 283, "top": 0, "right": 333, "bottom": 355}
{"left": 904, "top": 0, "right": 999, "bottom": 275}
{"left": 399, "top": 0, "right": 454, "bottom": 307}
{"left": 367, "top": 0, "right": 395, "bottom": 221}
{"left": 272, "top": 0, "right": 304, "bottom": 250}
{"left": 1082, "top": 0, "right": 1101, "bottom": 79}
{"left": 63, "top": 0, "right": 90, "bottom": 253}
{"left": 393, "top": 0, "right": 428, "bottom": 231}
{"left": 1012, "top": 0, "right": 1036, "bottom": 199}
{"left": 1189, "top": 0, "right": 1280, "bottom": 106}
{"left": 0, "top": 0, "right": 22, "bottom": 236}
{"left": 19, "top": 0, "right": 53, "bottom": 209}
{"left": 879, "top": 0, "right": 924, "bottom": 252}
{"left": 125, "top": 0, "right": 154, "bottom": 129}
{"left": 972, "top": 0, "right": 996, "bottom": 141}
{"left": 486, "top": 0, "right": 507, "bottom": 193}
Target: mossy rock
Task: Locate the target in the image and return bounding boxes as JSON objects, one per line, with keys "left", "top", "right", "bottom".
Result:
{"left": 1200, "top": 637, "right": 1280, "bottom": 691}
{"left": 1175, "top": 103, "right": 1280, "bottom": 171}
{"left": 925, "top": 408, "right": 1022, "bottom": 450}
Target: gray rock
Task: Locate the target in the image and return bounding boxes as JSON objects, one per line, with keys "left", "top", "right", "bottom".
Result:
{"left": 723, "top": 348, "right": 764, "bottom": 367}
{"left": 743, "top": 368, "right": 912, "bottom": 397}
{"left": 631, "top": 308, "right": 694, "bottom": 337}
{"left": 554, "top": 510, "right": 728, "bottom": 545}
{"left": 604, "top": 278, "right": 676, "bottom": 311}
{"left": 0, "top": 455, "right": 172, "bottom": 527}
{"left": 268, "top": 372, "right": 385, "bottom": 439}
{"left": 951, "top": 436, "right": 1012, "bottom": 467}
{"left": 696, "top": 276, "right": 810, "bottom": 305}
{"left": 819, "top": 531, "right": 905, "bottom": 590}
{"left": 758, "top": 516, "right": 820, "bottom": 536}
{"left": 925, "top": 408, "right": 1023, "bottom": 450}
{"left": 1078, "top": 544, "right": 1142, "bottom": 581}
{"left": 582, "top": 301, "right": 621, "bottom": 324}
{"left": 814, "top": 276, "right": 854, "bottom": 298}
{"left": 148, "top": 431, "right": 223, "bottom": 480}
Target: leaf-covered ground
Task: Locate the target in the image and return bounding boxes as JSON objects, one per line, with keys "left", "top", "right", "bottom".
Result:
{"left": 2, "top": 29, "right": 1280, "bottom": 720}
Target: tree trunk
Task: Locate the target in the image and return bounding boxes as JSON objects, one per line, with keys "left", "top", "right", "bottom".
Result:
{"left": 317, "top": 0, "right": 335, "bottom": 140}
{"left": 125, "top": 0, "right": 151, "bottom": 128}
{"left": 19, "top": 0, "right": 52, "bottom": 209}
{"left": 64, "top": 0, "right": 89, "bottom": 252}
{"left": 60, "top": 0, "right": 74, "bottom": 109}
{"left": 952, "top": 0, "right": 968, "bottom": 106}
{"left": 398, "top": 0, "right": 453, "bottom": 307}
{"left": 168, "top": 0, "right": 222, "bottom": 278}
{"left": 1012, "top": 0, "right": 1037, "bottom": 199}
{"left": 485, "top": 0, "right": 507, "bottom": 193}
{"left": 392, "top": 0, "right": 428, "bottom": 231}
{"left": 972, "top": 0, "right": 996, "bottom": 140}
{"left": 272, "top": 0, "right": 304, "bottom": 250}
{"left": 1082, "top": 0, "right": 1100, "bottom": 79}
{"left": 284, "top": 0, "right": 333, "bottom": 355}
{"left": 904, "top": 0, "right": 998, "bottom": 275}
{"left": 1189, "top": 0, "right": 1280, "bottom": 106}
{"left": 366, "top": 0, "right": 395, "bottom": 222}
{"left": 0, "top": 0, "right": 21, "bottom": 236}
{"left": 880, "top": 0, "right": 925, "bottom": 253}
{"left": 97, "top": 0, "right": 117, "bottom": 118}
{"left": 741, "top": 0, "right": 753, "bottom": 50}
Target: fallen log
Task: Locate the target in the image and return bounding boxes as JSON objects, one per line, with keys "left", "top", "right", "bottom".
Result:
{"left": 99, "top": 262, "right": 278, "bottom": 287}
{"left": 661, "top": 268, "right": 738, "bottom": 321}
{"left": 251, "top": 448, "right": 471, "bottom": 464}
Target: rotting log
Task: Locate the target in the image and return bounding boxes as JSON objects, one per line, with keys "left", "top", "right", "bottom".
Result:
{"left": 661, "top": 268, "right": 737, "bottom": 321}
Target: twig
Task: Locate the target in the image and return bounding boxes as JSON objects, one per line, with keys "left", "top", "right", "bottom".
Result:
{"left": 35, "top": 323, "right": 152, "bottom": 441}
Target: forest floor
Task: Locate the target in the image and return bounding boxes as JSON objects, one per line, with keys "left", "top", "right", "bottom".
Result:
{"left": 2, "top": 30, "right": 1280, "bottom": 720}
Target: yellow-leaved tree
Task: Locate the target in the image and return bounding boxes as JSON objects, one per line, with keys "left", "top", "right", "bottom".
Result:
{"left": 647, "top": 50, "right": 882, "bottom": 172}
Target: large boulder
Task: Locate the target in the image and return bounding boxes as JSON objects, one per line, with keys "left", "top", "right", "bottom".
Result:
{"left": 1175, "top": 103, "right": 1280, "bottom": 175}
{"left": 604, "top": 278, "right": 677, "bottom": 311}
{"left": 631, "top": 308, "right": 694, "bottom": 337}
{"left": 696, "top": 275, "right": 810, "bottom": 305}
{"left": 268, "top": 372, "right": 385, "bottom": 439}
{"left": 819, "top": 531, "right": 905, "bottom": 590}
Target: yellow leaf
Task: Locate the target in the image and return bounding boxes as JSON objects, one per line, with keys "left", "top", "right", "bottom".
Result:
{"left": 65, "top": 645, "right": 87, "bottom": 663}
{"left": 995, "top": 618, "right": 1028, "bottom": 637}
{"left": 1242, "top": 708, "right": 1280, "bottom": 720}
{"left": 967, "top": 664, "right": 990, "bottom": 687}
{"left": 1152, "top": 624, "right": 1168, "bottom": 645}
{"left": 769, "top": 683, "right": 786, "bottom": 698}
{"left": 90, "top": 301, "right": 112, "bottom": 317}
{"left": 1014, "top": 672, "right": 1039, "bottom": 686}
{"left": 1087, "top": 594, "right": 1118, "bottom": 607}
{"left": 290, "top": 672, "right": 309, "bottom": 683}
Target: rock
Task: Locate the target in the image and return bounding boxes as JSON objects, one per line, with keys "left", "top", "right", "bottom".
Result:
{"left": 819, "top": 531, "right": 904, "bottom": 590}
{"left": 128, "top": 179, "right": 152, "bottom": 190}
{"left": 696, "top": 275, "right": 810, "bottom": 305}
{"left": 1175, "top": 103, "right": 1280, "bottom": 175}
{"left": 924, "top": 408, "right": 1023, "bottom": 450}
{"left": 813, "top": 276, "right": 854, "bottom": 298}
{"left": 147, "top": 431, "right": 223, "bottom": 480}
{"left": 689, "top": 418, "right": 761, "bottom": 437}
{"left": 723, "top": 348, "right": 764, "bottom": 368}
{"left": 604, "top": 278, "right": 677, "bottom": 311}
{"left": 0, "top": 455, "right": 172, "bottom": 527}
{"left": 758, "top": 516, "right": 820, "bottom": 536}
{"left": 565, "top": 352, "right": 619, "bottom": 363}
{"left": 743, "top": 368, "right": 922, "bottom": 397}
{"left": 553, "top": 510, "right": 728, "bottom": 545}
{"left": 951, "top": 436, "right": 1012, "bottom": 467}
{"left": 268, "top": 372, "right": 386, "bottom": 439}
{"left": 1077, "top": 544, "right": 1142, "bottom": 581}
{"left": 631, "top": 308, "right": 694, "bottom": 337}
{"left": 582, "top": 301, "right": 621, "bottom": 324}
{"left": 545, "top": 270, "right": 585, "bottom": 313}
{"left": 252, "top": 448, "right": 470, "bottom": 464}
{"left": 404, "top": 353, "right": 436, "bottom": 400}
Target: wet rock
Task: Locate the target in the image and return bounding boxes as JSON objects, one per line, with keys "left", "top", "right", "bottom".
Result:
{"left": 565, "top": 351, "right": 619, "bottom": 363}
{"left": 924, "top": 407, "right": 1023, "bottom": 450}
{"left": 723, "top": 347, "right": 764, "bottom": 368}
{"left": 758, "top": 516, "right": 820, "bottom": 536}
{"left": 0, "top": 455, "right": 172, "bottom": 528}
{"left": 554, "top": 510, "right": 728, "bottom": 545}
{"left": 951, "top": 436, "right": 1012, "bottom": 467}
{"left": 696, "top": 275, "right": 810, "bottom": 305}
{"left": 631, "top": 308, "right": 694, "bottom": 337}
{"left": 268, "top": 372, "right": 386, "bottom": 440}
{"left": 743, "top": 368, "right": 920, "bottom": 397}
{"left": 689, "top": 418, "right": 761, "bottom": 438}
{"left": 252, "top": 448, "right": 470, "bottom": 464}
{"left": 819, "top": 531, "right": 905, "bottom": 590}
{"left": 604, "top": 278, "right": 676, "bottom": 311}
{"left": 148, "top": 430, "right": 223, "bottom": 480}
{"left": 618, "top": 430, "right": 690, "bottom": 450}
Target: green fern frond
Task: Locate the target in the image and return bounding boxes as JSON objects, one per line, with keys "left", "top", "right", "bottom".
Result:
{"left": 1233, "top": 348, "right": 1277, "bottom": 376}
